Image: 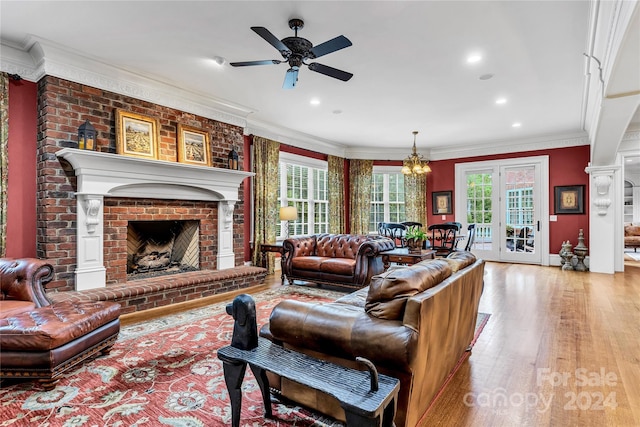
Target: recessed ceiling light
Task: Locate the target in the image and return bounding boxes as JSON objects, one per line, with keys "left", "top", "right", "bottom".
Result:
{"left": 495, "top": 98, "right": 507, "bottom": 105}
{"left": 467, "top": 54, "right": 482, "bottom": 64}
{"left": 512, "top": 122, "right": 522, "bottom": 128}
{"left": 310, "top": 98, "right": 320, "bottom": 106}
{"left": 479, "top": 73, "right": 494, "bottom": 80}
{"left": 213, "top": 56, "right": 226, "bottom": 67}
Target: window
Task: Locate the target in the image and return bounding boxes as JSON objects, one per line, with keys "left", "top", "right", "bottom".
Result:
{"left": 370, "top": 167, "right": 405, "bottom": 232}
{"left": 278, "top": 153, "right": 328, "bottom": 239}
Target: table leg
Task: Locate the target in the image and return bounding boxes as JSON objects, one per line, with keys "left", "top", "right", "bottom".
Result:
{"left": 222, "top": 360, "right": 247, "bottom": 427}
{"left": 249, "top": 364, "right": 273, "bottom": 418}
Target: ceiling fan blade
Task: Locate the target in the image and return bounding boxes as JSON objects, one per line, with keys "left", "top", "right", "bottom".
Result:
{"left": 309, "top": 35, "right": 352, "bottom": 59}
{"left": 230, "top": 60, "right": 282, "bottom": 67}
{"left": 308, "top": 62, "right": 353, "bottom": 82}
{"left": 283, "top": 68, "right": 299, "bottom": 89}
{"left": 251, "top": 26, "right": 291, "bottom": 56}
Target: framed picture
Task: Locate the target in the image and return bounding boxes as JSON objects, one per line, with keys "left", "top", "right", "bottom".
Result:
{"left": 432, "top": 191, "right": 453, "bottom": 215}
{"left": 554, "top": 185, "right": 584, "bottom": 214}
{"left": 115, "top": 109, "right": 160, "bottom": 160}
{"left": 177, "top": 124, "right": 211, "bottom": 166}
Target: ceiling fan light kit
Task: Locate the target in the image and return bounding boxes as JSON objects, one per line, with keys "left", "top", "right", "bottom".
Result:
{"left": 230, "top": 18, "right": 353, "bottom": 89}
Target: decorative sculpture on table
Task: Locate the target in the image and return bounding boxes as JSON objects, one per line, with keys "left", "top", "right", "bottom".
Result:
{"left": 573, "top": 229, "right": 589, "bottom": 272}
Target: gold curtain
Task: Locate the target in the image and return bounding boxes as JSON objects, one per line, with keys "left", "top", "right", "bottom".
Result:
{"left": 404, "top": 174, "right": 428, "bottom": 229}
{"left": 251, "top": 135, "right": 280, "bottom": 273}
{"left": 349, "top": 159, "right": 373, "bottom": 235}
{"left": 328, "top": 155, "right": 345, "bottom": 234}
{"left": 0, "top": 73, "right": 9, "bottom": 257}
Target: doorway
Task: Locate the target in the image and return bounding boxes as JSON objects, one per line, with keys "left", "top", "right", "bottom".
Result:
{"left": 455, "top": 156, "right": 549, "bottom": 264}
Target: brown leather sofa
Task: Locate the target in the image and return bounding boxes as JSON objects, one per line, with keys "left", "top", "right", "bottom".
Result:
{"left": 262, "top": 251, "right": 484, "bottom": 427}
{"left": 281, "top": 233, "right": 395, "bottom": 289}
{"left": 0, "top": 258, "right": 121, "bottom": 390}
{"left": 624, "top": 223, "right": 640, "bottom": 252}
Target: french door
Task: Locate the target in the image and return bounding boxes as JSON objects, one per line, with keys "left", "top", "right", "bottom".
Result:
{"left": 454, "top": 156, "right": 549, "bottom": 265}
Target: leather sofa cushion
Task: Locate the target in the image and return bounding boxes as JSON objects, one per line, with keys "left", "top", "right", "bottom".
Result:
{"left": 292, "top": 256, "right": 356, "bottom": 276}
{"left": 444, "top": 251, "right": 478, "bottom": 272}
{"left": 0, "top": 301, "right": 121, "bottom": 351}
{"left": 0, "top": 300, "right": 36, "bottom": 318}
{"left": 365, "top": 260, "right": 452, "bottom": 320}
{"left": 625, "top": 225, "right": 640, "bottom": 236}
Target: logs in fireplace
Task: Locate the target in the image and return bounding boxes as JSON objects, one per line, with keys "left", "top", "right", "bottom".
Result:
{"left": 127, "top": 220, "right": 200, "bottom": 279}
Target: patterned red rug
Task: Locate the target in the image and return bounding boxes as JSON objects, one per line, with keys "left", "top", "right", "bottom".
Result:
{"left": 0, "top": 285, "right": 489, "bottom": 427}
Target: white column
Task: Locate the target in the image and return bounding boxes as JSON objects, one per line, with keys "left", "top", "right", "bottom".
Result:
{"left": 75, "top": 193, "right": 107, "bottom": 289}
{"left": 585, "top": 165, "right": 621, "bottom": 274}
{"left": 217, "top": 200, "right": 237, "bottom": 269}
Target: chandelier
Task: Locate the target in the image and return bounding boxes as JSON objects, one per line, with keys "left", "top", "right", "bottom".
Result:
{"left": 401, "top": 131, "right": 432, "bottom": 175}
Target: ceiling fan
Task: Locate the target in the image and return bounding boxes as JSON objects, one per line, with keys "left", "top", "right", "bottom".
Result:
{"left": 230, "top": 18, "right": 353, "bottom": 89}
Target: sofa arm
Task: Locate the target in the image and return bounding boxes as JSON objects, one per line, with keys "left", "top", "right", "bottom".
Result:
{"left": 352, "top": 236, "right": 395, "bottom": 286}
{"left": 282, "top": 236, "right": 317, "bottom": 276}
{"left": 268, "top": 299, "right": 417, "bottom": 371}
{"left": 357, "top": 236, "right": 396, "bottom": 257}
{"left": 0, "top": 258, "right": 54, "bottom": 307}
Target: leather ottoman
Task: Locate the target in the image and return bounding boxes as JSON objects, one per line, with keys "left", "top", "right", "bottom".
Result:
{"left": 0, "top": 300, "right": 121, "bottom": 390}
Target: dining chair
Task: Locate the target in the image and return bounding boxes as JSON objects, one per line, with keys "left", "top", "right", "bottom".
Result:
{"left": 464, "top": 224, "right": 476, "bottom": 251}
{"left": 427, "top": 223, "right": 459, "bottom": 256}
{"left": 378, "top": 222, "right": 408, "bottom": 247}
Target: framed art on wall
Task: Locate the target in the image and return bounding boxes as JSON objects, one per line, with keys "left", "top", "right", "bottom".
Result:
{"left": 177, "top": 124, "right": 211, "bottom": 166}
{"left": 432, "top": 191, "right": 453, "bottom": 215}
{"left": 554, "top": 185, "right": 584, "bottom": 214}
{"left": 115, "top": 109, "right": 160, "bottom": 160}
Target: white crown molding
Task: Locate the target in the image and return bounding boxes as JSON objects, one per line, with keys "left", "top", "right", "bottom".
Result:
{"left": 346, "top": 132, "right": 590, "bottom": 161}
{"left": 0, "top": 42, "right": 44, "bottom": 81}
{"left": 2, "top": 37, "right": 252, "bottom": 128}
{"left": 246, "top": 118, "right": 347, "bottom": 157}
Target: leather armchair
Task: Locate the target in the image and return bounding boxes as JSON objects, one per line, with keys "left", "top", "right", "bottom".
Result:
{"left": 0, "top": 258, "right": 54, "bottom": 318}
{"left": 1, "top": 258, "right": 121, "bottom": 390}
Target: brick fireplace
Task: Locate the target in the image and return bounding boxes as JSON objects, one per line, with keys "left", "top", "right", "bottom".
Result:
{"left": 57, "top": 148, "right": 253, "bottom": 290}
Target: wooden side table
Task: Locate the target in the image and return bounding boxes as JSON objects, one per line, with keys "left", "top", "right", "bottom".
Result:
{"left": 380, "top": 248, "right": 436, "bottom": 269}
{"left": 260, "top": 242, "right": 286, "bottom": 283}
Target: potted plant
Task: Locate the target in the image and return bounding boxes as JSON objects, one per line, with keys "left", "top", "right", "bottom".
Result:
{"left": 405, "top": 225, "right": 428, "bottom": 253}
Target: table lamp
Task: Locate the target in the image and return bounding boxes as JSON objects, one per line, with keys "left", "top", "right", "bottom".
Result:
{"left": 279, "top": 206, "right": 298, "bottom": 239}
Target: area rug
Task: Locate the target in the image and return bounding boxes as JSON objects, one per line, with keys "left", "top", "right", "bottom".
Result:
{"left": 0, "top": 285, "right": 489, "bottom": 427}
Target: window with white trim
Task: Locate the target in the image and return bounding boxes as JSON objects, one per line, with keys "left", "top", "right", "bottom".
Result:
{"left": 278, "top": 153, "right": 328, "bottom": 239}
{"left": 369, "top": 167, "right": 405, "bottom": 232}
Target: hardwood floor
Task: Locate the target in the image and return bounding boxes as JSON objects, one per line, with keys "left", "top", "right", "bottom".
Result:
{"left": 121, "top": 261, "right": 640, "bottom": 426}
{"left": 422, "top": 261, "right": 640, "bottom": 427}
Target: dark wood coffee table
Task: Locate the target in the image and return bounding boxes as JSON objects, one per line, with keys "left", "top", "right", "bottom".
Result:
{"left": 381, "top": 248, "right": 437, "bottom": 269}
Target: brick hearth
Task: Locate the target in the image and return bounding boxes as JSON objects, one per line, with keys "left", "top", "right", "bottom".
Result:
{"left": 49, "top": 266, "right": 266, "bottom": 315}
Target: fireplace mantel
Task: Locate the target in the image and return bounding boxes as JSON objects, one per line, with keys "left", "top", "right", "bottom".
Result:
{"left": 56, "top": 148, "right": 254, "bottom": 291}
{"left": 57, "top": 148, "right": 253, "bottom": 201}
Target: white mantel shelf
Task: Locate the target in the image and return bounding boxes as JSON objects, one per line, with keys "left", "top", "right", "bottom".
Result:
{"left": 57, "top": 148, "right": 253, "bottom": 201}
{"left": 55, "top": 148, "right": 254, "bottom": 291}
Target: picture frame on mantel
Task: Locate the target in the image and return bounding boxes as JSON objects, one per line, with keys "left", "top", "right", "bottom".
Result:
{"left": 115, "top": 109, "right": 160, "bottom": 160}
{"left": 554, "top": 185, "right": 585, "bottom": 214}
{"left": 177, "top": 124, "right": 211, "bottom": 166}
{"left": 432, "top": 191, "right": 453, "bottom": 215}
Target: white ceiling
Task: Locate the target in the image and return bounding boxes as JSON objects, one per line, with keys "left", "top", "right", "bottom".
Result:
{"left": 0, "top": 1, "right": 615, "bottom": 156}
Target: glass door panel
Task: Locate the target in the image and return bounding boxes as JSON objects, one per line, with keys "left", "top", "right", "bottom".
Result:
{"left": 500, "top": 165, "right": 541, "bottom": 264}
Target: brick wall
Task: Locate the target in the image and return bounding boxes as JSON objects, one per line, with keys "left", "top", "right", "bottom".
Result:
{"left": 37, "top": 76, "right": 246, "bottom": 292}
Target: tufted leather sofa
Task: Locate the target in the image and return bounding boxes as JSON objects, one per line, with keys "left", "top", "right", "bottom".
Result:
{"left": 262, "top": 251, "right": 484, "bottom": 427}
{"left": 281, "top": 234, "right": 396, "bottom": 289}
{"left": 624, "top": 223, "right": 640, "bottom": 252}
{"left": 0, "top": 258, "right": 121, "bottom": 390}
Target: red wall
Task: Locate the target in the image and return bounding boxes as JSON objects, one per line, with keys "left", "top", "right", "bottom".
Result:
{"left": 5, "top": 79, "right": 38, "bottom": 258}
{"left": 426, "top": 146, "right": 590, "bottom": 252}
